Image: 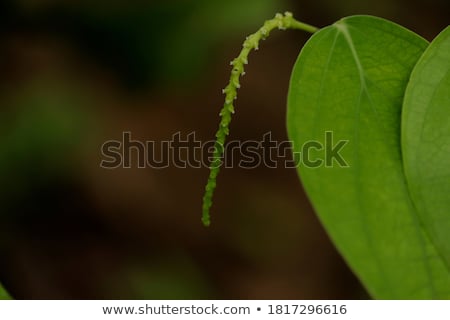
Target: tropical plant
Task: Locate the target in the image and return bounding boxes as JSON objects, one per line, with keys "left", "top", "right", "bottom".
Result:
{"left": 202, "top": 12, "right": 450, "bottom": 299}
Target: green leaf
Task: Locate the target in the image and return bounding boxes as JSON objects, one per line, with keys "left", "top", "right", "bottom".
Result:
{"left": 0, "top": 283, "right": 11, "bottom": 300}
{"left": 287, "top": 16, "right": 450, "bottom": 298}
{"left": 402, "top": 26, "right": 450, "bottom": 267}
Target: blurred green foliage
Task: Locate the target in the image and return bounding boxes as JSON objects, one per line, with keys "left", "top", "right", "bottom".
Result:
{"left": 3, "top": 0, "right": 285, "bottom": 88}
{"left": 0, "top": 82, "right": 91, "bottom": 217}
{"left": 0, "top": 283, "right": 11, "bottom": 300}
{"left": 1, "top": 0, "right": 298, "bottom": 299}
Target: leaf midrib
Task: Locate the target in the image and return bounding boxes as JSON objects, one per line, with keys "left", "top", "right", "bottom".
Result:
{"left": 334, "top": 20, "right": 443, "bottom": 298}
{"left": 333, "top": 21, "right": 392, "bottom": 296}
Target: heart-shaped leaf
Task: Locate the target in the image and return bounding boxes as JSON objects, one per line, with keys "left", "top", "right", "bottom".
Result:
{"left": 402, "top": 25, "right": 450, "bottom": 268}
{"left": 287, "top": 16, "right": 450, "bottom": 298}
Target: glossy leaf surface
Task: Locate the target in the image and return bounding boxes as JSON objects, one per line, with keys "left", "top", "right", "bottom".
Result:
{"left": 287, "top": 16, "right": 450, "bottom": 298}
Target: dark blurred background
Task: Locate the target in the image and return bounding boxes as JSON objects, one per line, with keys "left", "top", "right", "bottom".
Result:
{"left": 0, "top": 0, "right": 448, "bottom": 299}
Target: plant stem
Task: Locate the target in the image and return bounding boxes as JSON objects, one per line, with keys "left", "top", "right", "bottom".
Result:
{"left": 0, "top": 282, "right": 11, "bottom": 300}
{"left": 202, "top": 12, "right": 319, "bottom": 226}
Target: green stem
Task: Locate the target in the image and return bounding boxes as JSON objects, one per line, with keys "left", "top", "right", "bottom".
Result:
{"left": 0, "top": 282, "right": 11, "bottom": 300}
{"left": 202, "top": 12, "right": 319, "bottom": 226}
